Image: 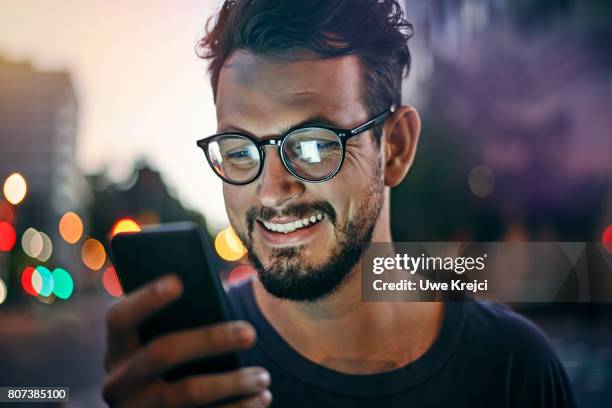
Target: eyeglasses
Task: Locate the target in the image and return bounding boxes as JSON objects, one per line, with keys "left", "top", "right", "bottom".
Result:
{"left": 196, "top": 107, "right": 394, "bottom": 185}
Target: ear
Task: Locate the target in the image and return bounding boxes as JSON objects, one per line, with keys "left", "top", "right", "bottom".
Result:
{"left": 381, "top": 105, "right": 421, "bottom": 187}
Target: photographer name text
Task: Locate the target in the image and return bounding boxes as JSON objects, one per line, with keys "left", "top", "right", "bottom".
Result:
{"left": 369, "top": 253, "right": 489, "bottom": 294}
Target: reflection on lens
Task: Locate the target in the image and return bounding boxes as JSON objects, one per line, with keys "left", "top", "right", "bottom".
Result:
{"left": 208, "top": 135, "right": 260, "bottom": 183}
{"left": 283, "top": 128, "right": 342, "bottom": 180}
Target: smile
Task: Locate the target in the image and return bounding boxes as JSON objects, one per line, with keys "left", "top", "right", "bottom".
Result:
{"left": 261, "top": 213, "right": 324, "bottom": 234}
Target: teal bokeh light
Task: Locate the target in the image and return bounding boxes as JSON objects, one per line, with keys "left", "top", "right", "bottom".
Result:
{"left": 52, "top": 268, "right": 74, "bottom": 299}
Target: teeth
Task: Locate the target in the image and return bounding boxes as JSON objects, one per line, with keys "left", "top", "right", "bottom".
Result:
{"left": 262, "top": 213, "right": 324, "bottom": 233}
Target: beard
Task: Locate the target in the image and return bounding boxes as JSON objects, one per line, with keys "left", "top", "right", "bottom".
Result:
{"left": 234, "top": 161, "right": 385, "bottom": 302}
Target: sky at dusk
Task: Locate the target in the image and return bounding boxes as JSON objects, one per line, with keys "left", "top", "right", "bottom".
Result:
{"left": 0, "top": 0, "right": 230, "bottom": 229}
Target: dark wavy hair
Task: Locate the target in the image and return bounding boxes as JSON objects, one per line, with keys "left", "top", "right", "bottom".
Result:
{"left": 197, "top": 0, "right": 413, "bottom": 139}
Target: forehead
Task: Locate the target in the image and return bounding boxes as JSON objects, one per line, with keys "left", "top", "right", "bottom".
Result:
{"left": 215, "top": 50, "right": 367, "bottom": 132}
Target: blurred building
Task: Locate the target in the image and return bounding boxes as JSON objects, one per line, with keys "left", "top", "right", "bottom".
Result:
{"left": 0, "top": 56, "right": 90, "bottom": 273}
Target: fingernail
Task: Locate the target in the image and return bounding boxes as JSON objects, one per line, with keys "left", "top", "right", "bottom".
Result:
{"left": 156, "top": 275, "right": 176, "bottom": 293}
{"left": 155, "top": 278, "right": 167, "bottom": 293}
{"left": 259, "top": 390, "right": 272, "bottom": 405}
{"left": 255, "top": 370, "right": 270, "bottom": 388}
{"left": 232, "top": 323, "right": 253, "bottom": 344}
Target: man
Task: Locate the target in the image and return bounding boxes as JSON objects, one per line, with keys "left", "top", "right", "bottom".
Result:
{"left": 102, "top": 0, "right": 576, "bottom": 406}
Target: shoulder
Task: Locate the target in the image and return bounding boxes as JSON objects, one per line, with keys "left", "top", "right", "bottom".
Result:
{"left": 460, "top": 300, "right": 560, "bottom": 367}
{"left": 462, "top": 301, "right": 553, "bottom": 353}
{"left": 460, "top": 301, "right": 576, "bottom": 407}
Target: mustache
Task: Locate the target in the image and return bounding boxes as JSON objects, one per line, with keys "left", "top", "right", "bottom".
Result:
{"left": 246, "top": 201, "right": 337, "bottom": 233}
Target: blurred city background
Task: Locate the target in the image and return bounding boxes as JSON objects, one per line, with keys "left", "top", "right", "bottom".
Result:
{"left": 0, "top": 0, "right": 611, "bottom": 406}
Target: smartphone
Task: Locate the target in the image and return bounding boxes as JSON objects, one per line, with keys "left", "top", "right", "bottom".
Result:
{"left": 109, "top": 222, "right": 241, "bottom": 381}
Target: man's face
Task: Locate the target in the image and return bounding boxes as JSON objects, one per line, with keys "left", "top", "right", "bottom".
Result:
{"left": 216, "top": 50, "right": 385, "bottom": 301}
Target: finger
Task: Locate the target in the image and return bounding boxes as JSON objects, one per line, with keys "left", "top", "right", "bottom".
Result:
{"left": 106, "top": 274, "right": 183, "bottom": 334}
{"left": 105, "top": 321, "right": 256, "bottom": 395}
{"left": 218, "top": 390, "right": 273, "bottom": 408}
{"left": 105, "top": 274, "right": 183, "bottom": 370}
{"left": 109, "top": 367, "right": 271, "bottom": 408}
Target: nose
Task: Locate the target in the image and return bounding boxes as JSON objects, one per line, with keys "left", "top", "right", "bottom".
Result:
{"left": 256, "top": 146, "right": 304, "bottom": 208}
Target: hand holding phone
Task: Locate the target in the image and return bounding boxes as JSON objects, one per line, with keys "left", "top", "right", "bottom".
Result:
{"left": 102, "top": 223, "right": 272, "bottom": 407}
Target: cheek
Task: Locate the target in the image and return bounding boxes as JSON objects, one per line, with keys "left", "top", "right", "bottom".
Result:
{"left": 342, "top": 142, "right": 380, "bottom": 183}
{"left": 223, "top": 185, "right": 251, "bottom": 230}
{"left": 319, "top": 176, "right": 361, "bottom": 224}
{"left": 331, "top": 149, "right": 379, "bottom": 219}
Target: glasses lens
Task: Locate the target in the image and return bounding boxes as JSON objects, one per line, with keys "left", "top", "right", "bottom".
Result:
{"left": 207, "top": 135, "right": 260, "bottom": 183}
{"left": 282, "top": 128, "right": 342, "bottom": 180}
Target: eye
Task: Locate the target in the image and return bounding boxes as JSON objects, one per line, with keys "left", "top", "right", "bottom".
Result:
{"left": 316, "top": 141, "right": 337, "bottom": 150}
{"left": 226, "top": 149, "right": 252, "bottom": 160}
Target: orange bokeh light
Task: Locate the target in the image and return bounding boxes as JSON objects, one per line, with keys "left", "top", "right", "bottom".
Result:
{"left": 81, "top": 238, "right": 106, "bottom": 270}
{"left": 59, "top": 211, "right": 84, "bottom": 244}
{"left": 214, "top": 228, "right": 246, "bottom": 261}
{"left": 111, "top": 218, "right": 141, "bottom": 237}
{"left": 225, "top": 227, "right": 246, "bottom": 253}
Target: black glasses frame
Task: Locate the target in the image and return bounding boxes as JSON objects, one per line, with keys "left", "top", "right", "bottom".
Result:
{"left": 196, "top": 106, "right": 395, "bottom": 185}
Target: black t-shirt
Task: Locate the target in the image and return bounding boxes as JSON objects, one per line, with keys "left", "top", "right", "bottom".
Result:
{"left": 227, "top": 279, "right": 576, "bottom": 407}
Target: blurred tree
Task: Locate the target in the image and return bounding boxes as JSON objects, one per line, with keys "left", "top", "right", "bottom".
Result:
{"left": 86, "top": 160, "right": 208, "bottom": 246}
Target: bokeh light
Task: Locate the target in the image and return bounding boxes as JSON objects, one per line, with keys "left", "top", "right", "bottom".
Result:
{"left": 103, "top": 266, "right": 123, "bottom": 297}
{"left": 468, "top": 164, "right": 495, "bottom": 198}
{"left": 225, "top": 227, "right": 246, "bottom": 254}
{"left": 59, "top": 212, "right": 84, "bottom": 244}
{"left": 22, "top": 228, "right": 43, "bottom": 258}
{"left": 215, "top": 227, "right": 247, "bottom": 261}
{"left": 0, "top": 221, "right": 17, "bottom": 252}
{"left": 32, "top": 266, "right": 54, "bottom": 297}
{"left": 0, "top": 201, "right": 14, "bottom": 222}
{"left": 2, "top": 173, "right": 27, "bottom": 205}
{"left": 228, "top": 264, "right": 256, "bottom": 284}
{"left": 21, "top": 266, "right": 37, "bottom": 296}
{"left": 52, "top": 268, "right": 74, "bottom": 299}
{"left": 81, "top": 238, "right": 106, "bottom": 270}
{"left": 36, "top": 232, "right": 53, "bottom": 262}
{"left": 603, "top": 225, "right": 612, "bottom": 254}
{"left": 110, "top": 218, "right": 141, "bottom": 237}
{"left": 0, "top": 277, "right": 7, "bottom": 304}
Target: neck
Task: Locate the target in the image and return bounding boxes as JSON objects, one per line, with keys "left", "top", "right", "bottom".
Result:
{"left": 252, "top": 191, "right": 444, "bottom": 374}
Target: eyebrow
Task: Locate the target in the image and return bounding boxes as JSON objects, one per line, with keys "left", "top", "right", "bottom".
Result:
{"left": 217, "top": 114, "right": 343, "bottom": 139}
